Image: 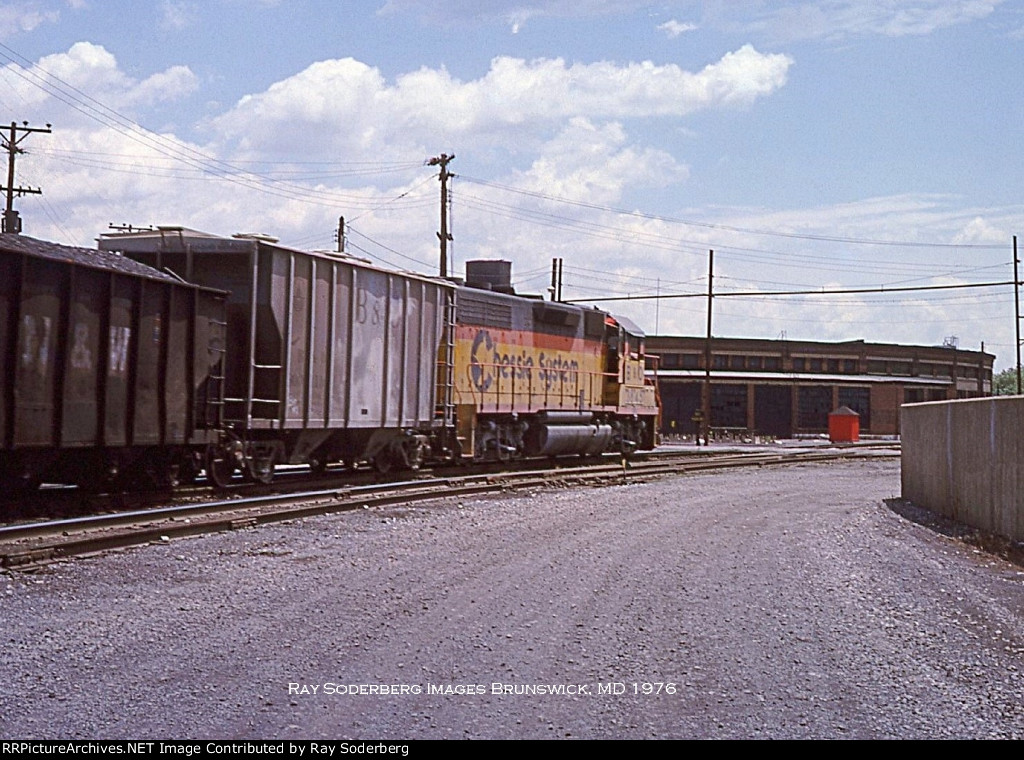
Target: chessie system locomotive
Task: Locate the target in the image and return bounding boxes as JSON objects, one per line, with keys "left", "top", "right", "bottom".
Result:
{"left": 0, "top": 227, "right": 658, "bottom": 491}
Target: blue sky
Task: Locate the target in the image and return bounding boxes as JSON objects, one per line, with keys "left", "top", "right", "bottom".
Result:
{"left": 1, "top": 0, "right": 1023, "bottom": 367}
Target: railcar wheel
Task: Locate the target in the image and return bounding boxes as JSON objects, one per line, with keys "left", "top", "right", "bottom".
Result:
{"left": 308, "top": 453, "right": 328, "bottom": 476}
{"left": 373, "top": 453, "right": 394, "bottom": 475}
{"left": 248, "top": 455, "right": 275, "bottom": 485}
{"left": 205, "top": 447, "right": 236, "bottom": 489}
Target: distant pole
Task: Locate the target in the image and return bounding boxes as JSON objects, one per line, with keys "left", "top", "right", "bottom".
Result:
{"left": 702, "top": 250, "right": 714, "bottom": 444}
{"left": 336, "top": 216, "right": 345, "bottom": 253}
{"left": 550, "top": 258, "right": 558, "bottom": 300}
{"left": 427, "top": 153, "right": 455, "bottom": 278}
{"left": 1015, "top": 235, "right": 1021, "bottom": 394}
{"left": 655, "top": 277, "right": 660, "bottom": 334}
{"left": 1, "top": 120, "right": 51, "bottom": 234}
{"left": 557, "top": 258, "right": 564, "bottom": 302}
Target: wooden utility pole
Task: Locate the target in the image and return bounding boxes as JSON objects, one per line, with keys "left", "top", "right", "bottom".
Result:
{"left": 427, "top": 153, "right": 455, "bottom": 278}
{"left": 1, "top": 121, "right": 51, "bottom": 234}
{"left": 550, "top": 257, "right": 565, "bottom": 301}
{"left": 1015, "top": 235, "right": 1021, "bottom": 394}
{"left": 702, "top": 249, "right": 714, "bottom": 445}
{"left": 336, "top": 216, "right": 345, "bottom": 253}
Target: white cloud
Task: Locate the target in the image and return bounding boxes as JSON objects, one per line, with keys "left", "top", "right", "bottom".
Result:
{"left": 379, "top": 0, "right": 651, "bottom": 27}
{"left": 210, "top": 46, "right": 793, "bottom": 159}
{"left": 952, "top": 216, "right": 1007, "bottom": 245}
{"left": 0, "top": 1, "right": 59, "bottom": 39}
{"left": 514, "top": 117, "right": 689, "bottom": 204}
{"left": 0, "top": 42, "right": 200, "bottom": 123}
{"left": 159, "top": 1, "right": 198, "bottom": 30}
{"left": 659, "top": 19, "right": 698, "bottom": 38}
{"left": 712, "top": 0, "right": 1003, "bottom": 42}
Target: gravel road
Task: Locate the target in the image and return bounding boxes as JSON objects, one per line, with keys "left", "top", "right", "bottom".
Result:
{"left": 2, "top": 458, "right": 1023, "bottom": 739}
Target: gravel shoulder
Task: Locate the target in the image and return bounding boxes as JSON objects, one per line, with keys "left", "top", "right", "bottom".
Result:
{"left": 2, "top": 458, "right": 1023, "bottom": 739}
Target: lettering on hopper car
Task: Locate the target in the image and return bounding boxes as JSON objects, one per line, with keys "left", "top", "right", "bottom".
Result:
{"left": 469, "top": 328, "right": 580, "bottom": 393}
{"left": 70, "top": 323, "right": 93, "bottom": 370}
{"left": 108, "top": 325, "right": 132, "bottom": 374}
{"left": 18, "top": 314, "right": 51, "bottom": 374}
{"left": 354, "top": 287, "right": 382, "bottom": 326}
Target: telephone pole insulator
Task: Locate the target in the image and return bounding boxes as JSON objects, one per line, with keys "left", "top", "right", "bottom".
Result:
{"left": 427, "top": 153, "right": 455, "bottom": 278}
{"left": 1, "top": 121, "right": 51, "bottom": 234}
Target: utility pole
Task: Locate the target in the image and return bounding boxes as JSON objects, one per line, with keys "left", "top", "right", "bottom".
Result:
{"left": 336, "top": 215, "right": 345, "bottom": 254}
{"left": 427, "top": 153, "right": 455, "bottom": 278}
{"left": 1, "top": 121, "right": 51, "bottom": 234}
{"left": 702, "top": 250, "right": 714, "bottom": 445}
{"left": 1015, "top": 235, "right": 1021, "bottom": 394}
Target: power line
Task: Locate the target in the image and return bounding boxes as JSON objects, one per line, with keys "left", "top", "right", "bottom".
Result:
{"left": 568, "top": 279, "right": 1017, "bottom": 303}
{"left": 460, "top": 175, "right": 1008, "bottom": 250}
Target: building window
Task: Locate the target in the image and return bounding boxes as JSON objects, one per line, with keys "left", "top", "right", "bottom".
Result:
{"left": 838, "top": 387, "right": 870, "bottom": 428}
{"left": 905, "top": 388, "right": 926, "bottom": 404}
{"left": 748, "top": 356, "right": 763, "bottom": 370}
{"left": 711, "top": 384, "right": 747, "bottom": 428}
{"left": 842, "top": 359, "right": 858, "bottom": 373}
{"left": 797, "top": 386, "right": 832, "bottom": 429}
{"left": 729, "top": 355, "right": 745, "bottom": 370}
{"left": 793, "top": 357, "right": 806, "bottom": 371}
{"left": 867, "top": 360, "right": 887, "bottom": 374}
{"left": 764, "top": 357, "right": 781, "bottom": 370}
{"left": 681, "top": 353, "right": 699, "bottom": 369}
{"left": 713, "top": 355, "right": 727, "bottom": 369}
{"left": 809, "top": 358, "right": 824, "bottom": 372}
{"left": 827, "top": 359, "right": 840, "bottom": 373}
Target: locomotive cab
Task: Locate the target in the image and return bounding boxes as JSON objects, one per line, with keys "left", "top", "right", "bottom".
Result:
{"left": 603, "top": 317, "right": 656, "bottom": 409}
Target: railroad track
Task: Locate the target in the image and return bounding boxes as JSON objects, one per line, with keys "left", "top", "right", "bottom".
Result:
{"left": 0, "top": 445, "right": 899, "bottom": 571}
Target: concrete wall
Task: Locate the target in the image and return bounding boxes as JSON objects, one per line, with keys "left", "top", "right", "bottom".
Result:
{"left": 902, "top": 396, "right": 1024, "bottom": 541}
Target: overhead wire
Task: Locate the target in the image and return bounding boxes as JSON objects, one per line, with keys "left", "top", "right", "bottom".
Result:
{"left": 0, "top": 41, "right": 428, "bottom": 211}
{"left": 460, "top": 175, "right": 1008, "bottom": 249}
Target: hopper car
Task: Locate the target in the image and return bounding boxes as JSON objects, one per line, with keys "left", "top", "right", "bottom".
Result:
{"left": 0, "top": 233, "right": 226, "bottom": 491}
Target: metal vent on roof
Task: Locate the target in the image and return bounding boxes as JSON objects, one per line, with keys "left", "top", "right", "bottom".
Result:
{"left": 232, "top": 232, "right": 280, "bottom": 243}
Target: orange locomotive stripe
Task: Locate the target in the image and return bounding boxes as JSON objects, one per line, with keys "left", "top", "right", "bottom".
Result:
{"left": 454, "top": 324, "right": 603, "bottom": 355}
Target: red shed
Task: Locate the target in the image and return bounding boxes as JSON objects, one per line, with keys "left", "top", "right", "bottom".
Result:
{"left": 828, "top": 406, "right": 860, "bottom": 443}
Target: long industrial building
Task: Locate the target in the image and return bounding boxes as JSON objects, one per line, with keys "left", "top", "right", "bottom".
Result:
{"left": 648, "top": 336, "right": 994, "bottom": 438}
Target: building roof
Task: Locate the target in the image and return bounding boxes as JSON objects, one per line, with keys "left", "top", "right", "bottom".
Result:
{"left": 652, "top": 369, "right": 954, "bottom": 386}
{"left": 647, "top": 334, "right": 994, "bottom": 363}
